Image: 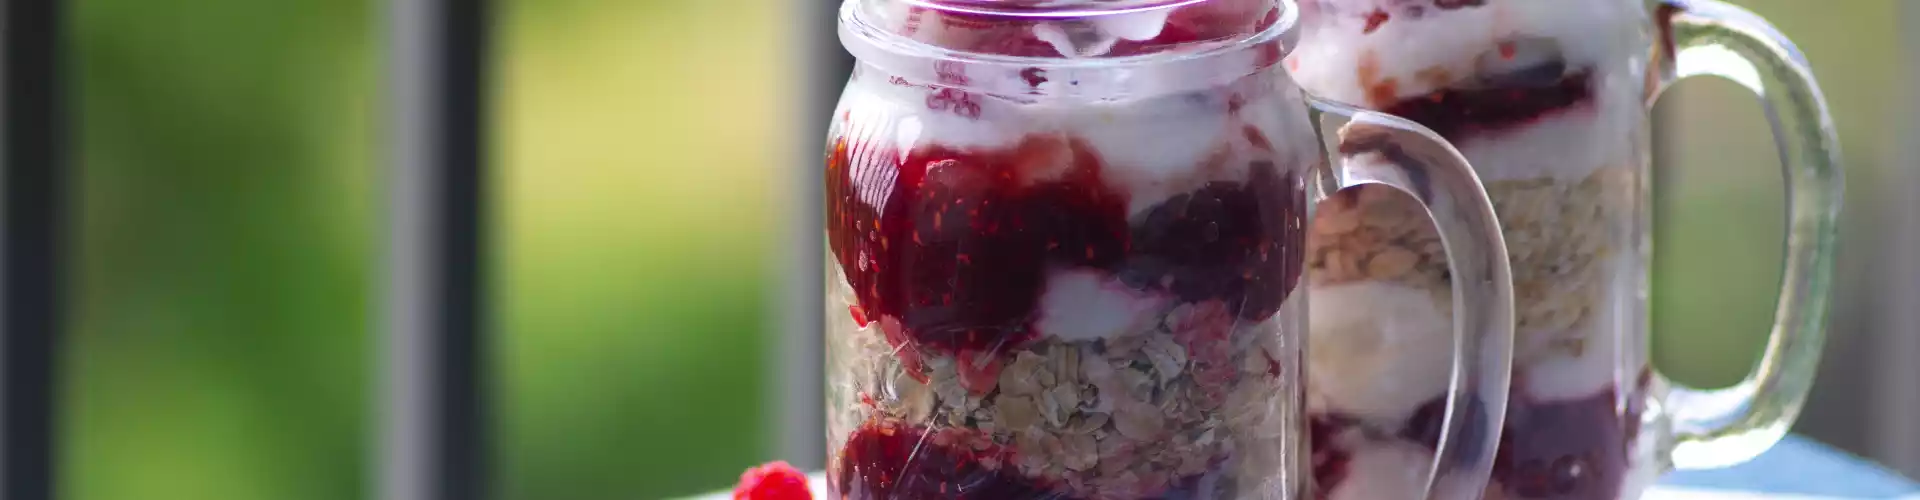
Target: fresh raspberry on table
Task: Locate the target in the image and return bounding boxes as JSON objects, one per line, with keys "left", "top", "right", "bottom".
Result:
{"left": 733, "top": 461, "right": 812, "bottom": 500}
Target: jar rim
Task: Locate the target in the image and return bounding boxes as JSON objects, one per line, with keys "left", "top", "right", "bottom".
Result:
{"left": 837, "top": 0, "right": 1300, "bottom": 98}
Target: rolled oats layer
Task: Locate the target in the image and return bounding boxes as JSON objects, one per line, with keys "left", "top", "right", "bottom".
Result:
{"left": 1308, "top": 165, "right": 1634, "bottom": 365}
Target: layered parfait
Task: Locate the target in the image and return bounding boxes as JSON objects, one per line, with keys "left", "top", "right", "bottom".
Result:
{"left": 1288, "top": 1, "right": 1659, "bottom": 498}
{"left": 824, "top": 1, "right": 1322, "bottom": 498}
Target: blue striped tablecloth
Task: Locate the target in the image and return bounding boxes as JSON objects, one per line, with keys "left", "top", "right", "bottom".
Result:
{"left": 691, "top": 435, "right": 1919, "bottom": 499}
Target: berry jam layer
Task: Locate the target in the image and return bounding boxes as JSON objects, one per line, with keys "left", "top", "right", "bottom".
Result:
{"left": 826, "top": 117, "right": 1306, "bottom": 363}
{"left": 835, "top": 419, "right": 1239, "bottom": 500}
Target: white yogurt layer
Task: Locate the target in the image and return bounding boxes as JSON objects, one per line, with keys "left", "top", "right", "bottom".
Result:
{"left": 1307, "top": 281, "right": 1454, "bottom": 424}
{"left": 1035, "top": 268, "right": 1173, "bottom": 342}
{"left": 1325, "top": 440, "right": 1435, "bottom": 500}
{"left": 838, "top": 67, "right": 1029, "bottom": 150}
{"left": 1520, "top": 328, "right": 1622, "bottom": 403}
{"left": 1326, "top": 438, "right": 1509, "bottom": 500}
{"left": 838, "top": 66, "right": 1318, "bottom": 216}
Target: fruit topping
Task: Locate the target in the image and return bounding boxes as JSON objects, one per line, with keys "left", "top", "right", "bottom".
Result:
{"left": 735, "top": 461, "right": 814, "bottom": 500}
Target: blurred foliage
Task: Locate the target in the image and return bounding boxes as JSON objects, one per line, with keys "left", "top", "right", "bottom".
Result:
{"left": 68, "top": 0, "right": 787, "bottom": 498}
{"left": 495, "top": 1, "right": 785, "bottom": 498}
{"left": 57, "top": 0, "right": 1891, "bottom": 498}
{"left": 70, "top": 0, "right": 373, "bottom": 498}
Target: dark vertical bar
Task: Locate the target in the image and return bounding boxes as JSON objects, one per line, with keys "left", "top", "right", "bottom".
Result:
{"left": 2, "top": 0, "right": 68, "bottom": 498}
{"left": 383, "top": 0, "right": 489, "bottom": 498}
{"left": 1875, "top": 0, "right": 1920, "bottom": 477}
{"left": 775, "top": 0, "right": 854, "bottom": 469}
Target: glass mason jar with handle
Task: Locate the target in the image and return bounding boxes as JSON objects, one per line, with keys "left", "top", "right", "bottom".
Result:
{"left": 1287, "top": 0, "right": 1843, "bottom": 498}
{"left": 820, "top": 0, "right": 1520, "bottom": 498}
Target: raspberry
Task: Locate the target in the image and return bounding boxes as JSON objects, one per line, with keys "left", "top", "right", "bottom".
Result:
{"left": 734, "top": 461, "right": 813, "bottom": 500}
{"left": 826, "top": 136, "right": 1128, "bottom": 358}
{"left": 1125, "top": 164, "right": 1302, "bottom": 320}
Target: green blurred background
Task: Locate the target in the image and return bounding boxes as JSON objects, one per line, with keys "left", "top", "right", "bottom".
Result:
{"left": 58, "top": 0, "right": 1899, "bottom": 499}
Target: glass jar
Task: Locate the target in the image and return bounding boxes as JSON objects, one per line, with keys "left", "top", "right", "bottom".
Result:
{"left": 822, "top": 1, "right": 1521, "bottom": 498}
{"left": 1286, "top": 0, "right": 1843, "bottom": 498}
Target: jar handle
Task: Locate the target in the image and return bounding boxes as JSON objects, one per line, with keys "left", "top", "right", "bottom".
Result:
{"left": 1648, "top": 0, "right": 1844, "bottom": 470}
{"left": 1308, "top": 97, "right": 1516, "bottom": 499}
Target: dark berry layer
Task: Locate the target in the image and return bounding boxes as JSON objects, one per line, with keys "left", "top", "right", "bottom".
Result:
{"left": 1381, "top": 70, "right": 1593, "bottom": 141}
{"left": 825, "top": 135, "right": 1304, "bottom": 357}
{"left": 836, "top": 422, "right": 1055, "bottom": 500}
{"left": 836, "top": 421, "right": 1228, "bottom": 500}
{"left": 1401, "top": 395, "right": 1494, "bottom": 469}
{"left": 1392, "top": 388, "right": 1638, "bottom": 500}
{"left": 1495, "top": 389, "right": 1632, "bottom": 499}
{"left": 826, "top": 136, "right": 1125, "bottom": 356}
